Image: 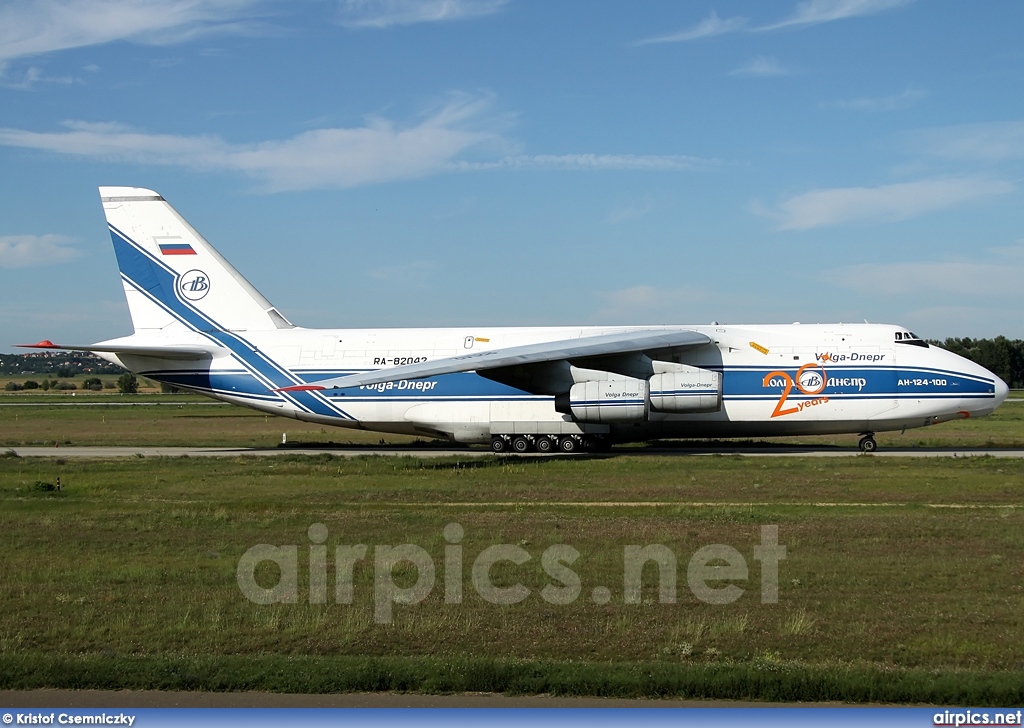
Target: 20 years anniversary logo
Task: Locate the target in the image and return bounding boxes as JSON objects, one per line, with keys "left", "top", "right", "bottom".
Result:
{"left": 762, "top": 362, "right": 828, "bottom": 418}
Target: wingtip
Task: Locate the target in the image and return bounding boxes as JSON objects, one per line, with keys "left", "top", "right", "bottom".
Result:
{"left": 16, "top": 340, "right": 58, "bottom": 349}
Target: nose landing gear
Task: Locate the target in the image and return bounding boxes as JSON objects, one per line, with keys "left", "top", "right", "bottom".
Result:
{"left": 858, "top": 434, "right": 877, "bottom": 453}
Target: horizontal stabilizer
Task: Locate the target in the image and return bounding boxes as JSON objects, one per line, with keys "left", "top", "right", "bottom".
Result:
{"left": 16, "top": 339, "right": 223, "bottom": 361}
{"left": 279, "top": 328, "right": 712, "bottom": 391}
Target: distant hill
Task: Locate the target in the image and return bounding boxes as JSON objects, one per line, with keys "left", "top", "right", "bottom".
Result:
{"left": 0, "top": 351, "right": 126, "bottom": 377}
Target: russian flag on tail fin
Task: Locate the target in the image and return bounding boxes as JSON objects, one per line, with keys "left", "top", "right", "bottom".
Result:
{"left": 158, "top": 242, "right": 196, "bottom": 255}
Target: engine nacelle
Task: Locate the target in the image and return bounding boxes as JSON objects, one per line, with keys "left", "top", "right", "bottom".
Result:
{"left": 557, "top": 377, "right": 650, "bottom": 423}
{"left": 649, "top": 366, "right": 722, "bottom": 413}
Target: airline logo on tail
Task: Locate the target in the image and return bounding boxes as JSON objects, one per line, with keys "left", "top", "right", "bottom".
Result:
{"left": 178, "top": 270, "right": 211, "bottom": 301}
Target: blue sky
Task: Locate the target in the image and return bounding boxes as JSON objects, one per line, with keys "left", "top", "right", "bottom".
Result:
{"left": 2, "top": 0, "right": 1023, "bottom": 351}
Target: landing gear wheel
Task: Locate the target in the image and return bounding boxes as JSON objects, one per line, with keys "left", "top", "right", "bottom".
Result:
{"left": 490, "top": 436, "right": 508, "bottom": 453}
{"left": 512, "top": 436, "right": 532, "bottom": 453}
{"left": 535, "top": 436, "right": 554, "bottom": 454}
{"left": 558, "top": 436, "right": 579, "bottom": 453}
{"left": 858, "top": 435, "right": 877, "bottom": 453}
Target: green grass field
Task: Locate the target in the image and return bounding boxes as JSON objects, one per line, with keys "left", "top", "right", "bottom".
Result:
{"left": 1, "top": 392, "right": 1023, "bottom": 449}
{"left": 0, "top": 396, "right": 420, "bottom": 448}
{"left": 1, "top": 453, "right": 1022, "bottom": 702}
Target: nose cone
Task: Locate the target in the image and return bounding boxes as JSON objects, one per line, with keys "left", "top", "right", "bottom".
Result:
{"left": 929, "top": 346, "right": 1010, "bottom": 417}
{"left": 994, "top": 375, "right": 1009, "bottom": 407}
{"left": 965, "top": 365, "right": 1008, "bottom": 418}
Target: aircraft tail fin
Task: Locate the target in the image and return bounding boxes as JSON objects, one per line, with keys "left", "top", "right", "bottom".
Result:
{"left": 100, "top": 187, "right": 294, "bottom": 334}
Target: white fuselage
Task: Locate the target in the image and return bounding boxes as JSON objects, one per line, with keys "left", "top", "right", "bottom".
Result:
{"left": 115, "top": 322, "right": 1008, "bottom": 444}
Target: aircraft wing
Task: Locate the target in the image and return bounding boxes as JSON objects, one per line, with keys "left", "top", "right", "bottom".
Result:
{"left": 282, "top": 328, "right": 712, "bottom": 391}
{"left": 16, "top": 340, "right": 222, "bottom": 361}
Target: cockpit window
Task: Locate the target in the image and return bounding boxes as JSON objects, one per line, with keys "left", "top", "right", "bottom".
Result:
{"left": 895, "top": 331, "right": 929, "bottom": 348}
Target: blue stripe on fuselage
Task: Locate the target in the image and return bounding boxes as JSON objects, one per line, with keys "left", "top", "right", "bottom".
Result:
{"left": 109, "top": 225, "right": 354, "bottom": 420}
{"left": 725, "top": 365, "right": 993, "bottom": 400}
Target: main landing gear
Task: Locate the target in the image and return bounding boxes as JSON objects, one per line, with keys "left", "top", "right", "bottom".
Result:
{"left": 858, "top": 433, "right": 877, "bottom": 453}
{"left": 490, "top": 434, "right": 609, "bottom": 454}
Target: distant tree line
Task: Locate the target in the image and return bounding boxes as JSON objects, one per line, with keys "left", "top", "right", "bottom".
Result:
{"left": 3, "top": 376, "right": 125, "bottom": 393}
{"left": 1, "top": 352, "right": 140, "bottom": 394}
{"left": 931, "top": 337, "right": 1024, "bottom": 389}
{"left": 0, "top": 352, "right": 125, "bottom": 377}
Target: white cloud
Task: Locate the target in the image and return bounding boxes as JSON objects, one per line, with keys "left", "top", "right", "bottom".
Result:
{"left": 834, "top": 261, "right": 1019, "bottom": 297}
{"left": 635, "top": 11, "right": 747, "bottom": 45}
{"left": 0, "top": 234, "right": 80, "bottom": 268}
{"left": 760, "top": 176, "right": 1014, "bottom": 230}
{"left": 0, "top": 63, "right": 78, "bottom": 89}
{"left": 907, "top": 121, "right": 1024, "bottom": 162}
{"left": 730, "top": 55, "right": 790, "bottom": 77}
{"left": 336, "top": 0, "right": 508, "bottom": 29}
{"left": 756, "top": 0, "right": 913, "bottom": 31}
{"left": 830, "top": 242, "right": 1024, "bottom": 298}
{"left": 0, "top": 0, "right": 267, "bottom": 62}
{"left": 0, "top": 91, "right": 712, "bottom": 190}
{"left": 637, "top": 0, "right": 912, "bottom": 47}
{"left": 825, "top": 86, "right": 926, "bottom": 112}
{"left": 227, "top": 101, "right": 506, "bottom": 190}
{"left": 0, "top": 95, "right": 712, "bottom": 190}
{"left": 456, "top": 153, "right": 712, "bottom": 172}
{"left": 0, "top": 96, "right": 507, "bottom": 191}
{"left": 828, "top": 245, "right": 1024, "bottom": 336}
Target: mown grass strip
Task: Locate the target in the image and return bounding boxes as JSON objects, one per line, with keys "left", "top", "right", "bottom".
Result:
{"left": 295, "top": 500, "right": 1024, "bottom": 509}
{"left": 1, "top": 654, "right": 1021, "bottom": 705}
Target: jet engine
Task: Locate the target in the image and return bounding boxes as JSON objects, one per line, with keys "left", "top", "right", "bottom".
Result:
{"left": 554, "top": 365, "right": 722, "bottom": 423}
{"left": 649, "top": 366, "right": 721, "bottom": 413}
{"left": 555, "top": 377, "right": 649, "bottom": 423}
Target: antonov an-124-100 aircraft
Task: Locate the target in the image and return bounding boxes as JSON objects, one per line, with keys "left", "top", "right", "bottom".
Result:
{"left": 21, "top": 187, "right": 1009, "bottom": 453}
